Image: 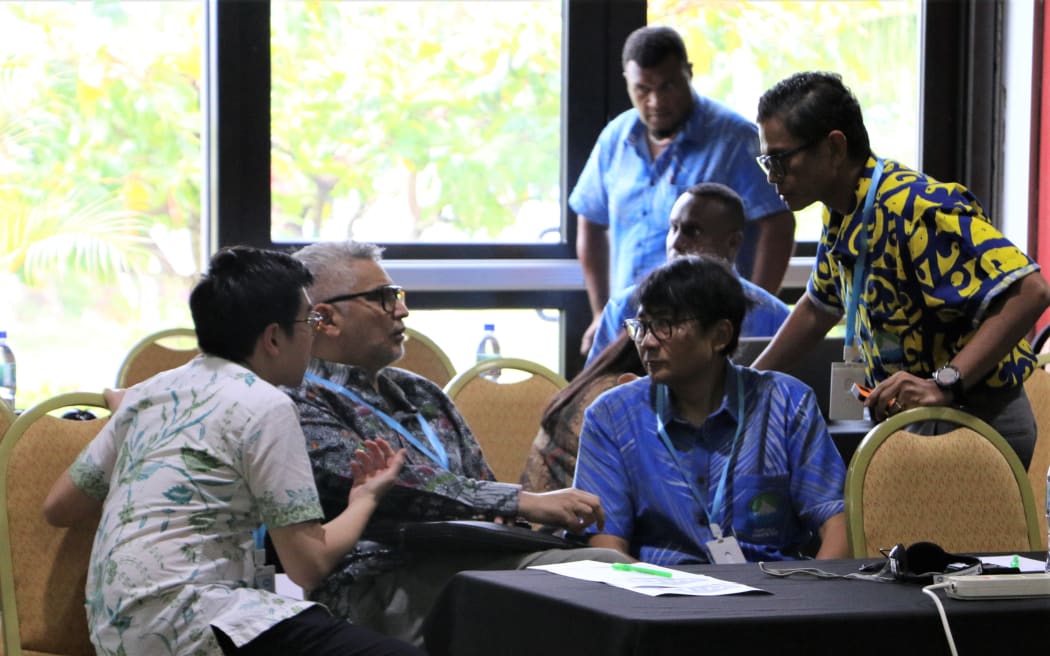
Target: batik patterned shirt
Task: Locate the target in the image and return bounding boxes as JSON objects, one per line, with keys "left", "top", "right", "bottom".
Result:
{"left": 808, "top": 156, "right": 1040, "bottom": 389}
{"left": 574, "top": 363, "right": 845, "bottom": 565}
{"left": 285, "top": 359, "right": 521, "bottom": 609}
{"left": 71, "top": 355, "right": 321, "bottom": 655}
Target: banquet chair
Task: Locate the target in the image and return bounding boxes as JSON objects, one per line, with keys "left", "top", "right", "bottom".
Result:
{"left": 444, "top": 357, "right": 568, "bottom": 483}
{"left": 0, "top": 393, "right": 110, "bottom": 656}
{"left": 115, "top": 328, "right": 198, "bottom": 388}
{"left": 0, "top": 401, "right": 14, "bottom": 441}
{"left": 1025, "top": 354, "right": 1050, "bottom": 549}
{"left": 395, "top": 327, "right": 456, "bottom": 387}
{"left": 845, "top": 406, "right": 1041, "bottom": 558}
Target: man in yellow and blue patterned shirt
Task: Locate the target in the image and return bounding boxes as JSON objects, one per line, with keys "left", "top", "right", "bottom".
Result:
{"left": 750, "top": 71, "right": 1050, "bottom": 468}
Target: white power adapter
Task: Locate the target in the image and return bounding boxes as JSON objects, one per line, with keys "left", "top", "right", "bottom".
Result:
{"left": 935, "top": 572, "right": 1050, "bottom": 599}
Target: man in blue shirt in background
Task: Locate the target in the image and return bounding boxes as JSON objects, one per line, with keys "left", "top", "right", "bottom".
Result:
{"left": 586, "top": 182, "right": 790, "bottom": 364}
{"left": 572, "top": 25, "right": 794, "bottom": 354}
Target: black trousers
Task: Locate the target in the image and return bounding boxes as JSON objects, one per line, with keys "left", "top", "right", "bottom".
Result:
{"left": 214, "top": 605, "right": 426, "bottom": 656}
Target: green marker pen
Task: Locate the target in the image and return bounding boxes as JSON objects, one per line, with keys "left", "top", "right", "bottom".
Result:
{"left": 611, "top": 562, "right": 673, "bottom": 578}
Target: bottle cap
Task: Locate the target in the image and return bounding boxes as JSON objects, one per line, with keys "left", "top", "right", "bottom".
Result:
{"left": 484, "top": 323, "right": 495, "bottom": 331}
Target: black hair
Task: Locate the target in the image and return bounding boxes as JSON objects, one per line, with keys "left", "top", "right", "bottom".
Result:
{"left": 757, "top": 71, "right": 871, "bottom": 162}
{"left": 189, "top": 246, "right": 313, "bottom": 363}
{"left": 683, "top": 182, "right": 745, "bottom": 230}
{"left": 622, "top": 26, "right": 688, "bottom": 69}
{"left": 636, "top": 254, "right": 748, "bottom": 356}
{"left": 540, "top": 333, "right": 644, "bottom": 435}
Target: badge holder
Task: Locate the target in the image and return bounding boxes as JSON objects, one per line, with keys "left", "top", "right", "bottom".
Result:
{"left": 828, "top": 345, "right": 866, "bottom": 420}
{"left": 705, "top": 523, "right": 746, "bottom": 564}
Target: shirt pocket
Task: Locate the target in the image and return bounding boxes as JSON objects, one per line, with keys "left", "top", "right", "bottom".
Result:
{"left": 731, "top": 473, "right": 796, "bottom": 546}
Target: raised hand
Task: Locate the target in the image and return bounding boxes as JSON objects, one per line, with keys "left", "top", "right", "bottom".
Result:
{"left": 348, "top": 439, "right": 406, "bottom": 504}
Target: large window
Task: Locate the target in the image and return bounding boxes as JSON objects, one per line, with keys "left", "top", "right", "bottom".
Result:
{"left": 650, "top": 0, "right": 921, "bottom": 243}
{"left": 1, "top": 1, "right": 203, "bottom": 409}
{"left": 270, "top": 1, "right": 563, "bottom": 246}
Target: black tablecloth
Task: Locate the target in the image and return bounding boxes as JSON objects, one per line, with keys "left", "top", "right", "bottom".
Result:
{"left": 424, "top": 558, "right": 1050, "bottom": 656}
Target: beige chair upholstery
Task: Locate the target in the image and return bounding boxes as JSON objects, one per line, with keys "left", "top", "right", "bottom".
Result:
{"left": 845, "top": 406, "right": 1041, "bottom": 558}
{"left": 395, "top": 327, "right": 456, "bottom": 388}
{"left": 0, "top": 393, "right": 109, "bottom": 656}
{"left": 1025, "top": 360, "right": 1050, "bottom": 550}
{"left": 115, "top": 328, "right": 198, "bottom": 388}
{"left": 0, "top": 401, "right": 14, "bottom": 441}
{"left": 445, "top": 357, "right": 568, "bottom": 483}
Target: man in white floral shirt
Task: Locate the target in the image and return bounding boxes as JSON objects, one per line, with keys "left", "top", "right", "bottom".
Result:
{"left": 43, "top": 246, "right": 424, "bottom": 656}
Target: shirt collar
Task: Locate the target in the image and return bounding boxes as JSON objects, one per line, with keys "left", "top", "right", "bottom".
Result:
{"left": 626, "top": 87, "right": 704, "bottom": 149}
{"left": 653, "top": 359, "right": 740, "bottom": 430}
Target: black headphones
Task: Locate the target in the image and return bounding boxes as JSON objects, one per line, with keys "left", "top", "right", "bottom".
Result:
{"left": 880, "top": 542, "right": 982, "bottom": 583}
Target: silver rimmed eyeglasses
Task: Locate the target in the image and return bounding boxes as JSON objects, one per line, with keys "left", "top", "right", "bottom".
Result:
{"left": 623, "top": 316, "right": 696, "bottom": 342}
{"left": 321, "top": 284, "right": 406, "bottom": 314}
{"left": 293, "top": 310, "right": 325, "bottom": 331}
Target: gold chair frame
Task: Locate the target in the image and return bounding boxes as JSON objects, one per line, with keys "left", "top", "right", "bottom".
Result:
{"left": 115, "top": 328, "right": 198, "bottom": 388}
{"left": 444, "top": 357, "right": 568, "bottom": 483}
{"left": 845, "top": 406, "right": 1041, "bottom": 558}
{"left": 0, "top": 392, "right": 109, "bottom": 656}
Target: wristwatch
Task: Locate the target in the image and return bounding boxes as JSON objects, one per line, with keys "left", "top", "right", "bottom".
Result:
{"left": 932, "top": 364, "right": 965, "bottom": 402}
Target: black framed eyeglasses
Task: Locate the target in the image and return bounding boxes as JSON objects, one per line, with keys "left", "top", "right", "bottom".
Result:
{"left": 321, "top": 285, "right": 406, "bottom": 313}
{"left": 623, "top": 316, "right": 695, "bottom": 342}
{"left": 755, "top": 141, "right": 817, "bottom": 179}
{"left": 293, "top": 310, "right": 325, "bottom": 331}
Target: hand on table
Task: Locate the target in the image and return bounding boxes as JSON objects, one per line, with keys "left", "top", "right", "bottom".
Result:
{"left": 519, "top": 488, "right": 605, "bottom": 533}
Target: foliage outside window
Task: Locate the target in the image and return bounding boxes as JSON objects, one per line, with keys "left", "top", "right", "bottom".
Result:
{"left": 651, "top": 0, "right": 921, "bottom": 242}
{"left": 270, "top": 0, "right": 562, "bottom": 245}
{"left": 0, "top": 1, "right": 202, "bottom": 409}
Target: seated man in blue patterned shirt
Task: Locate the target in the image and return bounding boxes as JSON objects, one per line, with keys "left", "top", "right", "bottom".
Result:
{"left": 575, "top": 255, "right": 847, "bottom": 565}
{"left": 586, "top": 182, "right": 790, "bottom": 364}
{"left": 286, "top": 240, "right": 626, "bottom": 647}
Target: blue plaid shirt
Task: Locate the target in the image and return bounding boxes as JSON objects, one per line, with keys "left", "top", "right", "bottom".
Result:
{"left": 574, "top": 362, "right": 845, "bottom": 564}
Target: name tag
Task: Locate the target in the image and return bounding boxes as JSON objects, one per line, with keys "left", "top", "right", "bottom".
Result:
{"left": 706, "top": 535, "right": 747, "bottom": 564}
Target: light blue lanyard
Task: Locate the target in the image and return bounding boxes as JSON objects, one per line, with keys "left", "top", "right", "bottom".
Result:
{"left": 305, "top": 372, "right": 449, "bottom": 470}
{"left": 655, "top": 374, "right": 746, "bottom": 538}
{"left": 843, "top": 157, "right": 885, "bottom": 350}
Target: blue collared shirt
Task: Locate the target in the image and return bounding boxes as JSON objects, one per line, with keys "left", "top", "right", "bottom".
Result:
{"left": 586, "top": 277, "right": 790, "bottom": 364}
{"left": 569, "top": 89, "right": 788, "bottom": 293}
{"left": 574, "top": 363, "right": 845, "bottom": 565}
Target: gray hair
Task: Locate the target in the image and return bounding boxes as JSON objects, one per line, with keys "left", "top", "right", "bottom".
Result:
{"left": 293, "top": 241, "right": 384, "bottom": 302}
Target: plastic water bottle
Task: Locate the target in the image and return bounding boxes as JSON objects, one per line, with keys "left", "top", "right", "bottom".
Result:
{"left": 476, "top": 323, "right": 501, "bottom": 381}
{"left": 0, "top": 331, "right": 15, "bottom": 410}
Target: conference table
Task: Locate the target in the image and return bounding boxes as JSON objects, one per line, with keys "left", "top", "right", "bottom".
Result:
{"left": 423, "top": 557, "right": 1050, "bottom": 656}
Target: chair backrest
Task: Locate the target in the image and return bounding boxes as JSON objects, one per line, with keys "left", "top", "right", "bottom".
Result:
{"left": 0, "top": 392, "right": 110, "bottom": 656}
{"left": 845, "top": 406, "right": 1042, "bottom": 558}
{"left": 115, "top": 328, "right": 198, "bottom": 388}
{"left": 0, "top": 400, "right": 14, "bottom": 441}
{"left": 395, "top": 327, "right": 456, "bottom": 388}
{"left": 444, "top": 357, "right": 568, "bottom": 483}
{"left": 1024, "top": 364, "right": 1050, "bottom": 550}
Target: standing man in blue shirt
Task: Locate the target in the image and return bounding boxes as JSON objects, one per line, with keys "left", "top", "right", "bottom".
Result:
{"left": 572, "top": 25, "right": 794, "bottom": 354}
{"left": 586, "top": 182, "right": 790, "bottom": 364}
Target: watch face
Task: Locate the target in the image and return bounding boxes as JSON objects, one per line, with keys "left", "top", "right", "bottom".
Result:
{"left": 935, "top": 366, "right": 960, "bottom": 386}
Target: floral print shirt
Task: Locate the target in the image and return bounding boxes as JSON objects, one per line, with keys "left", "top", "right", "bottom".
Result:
{"left": 71, "top": 355, "right": 322, "bottom": 655}
{"left": 285, "top": 359, "right": 521, "bottom": 609}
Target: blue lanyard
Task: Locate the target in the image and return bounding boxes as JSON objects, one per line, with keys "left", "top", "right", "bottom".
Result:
{"left": 305, "top": 372, "right": 449, "bottom": 470}
{"left": 655, "top": 374, "right": 746, "bottom": 537}
{"left": 843, "top": 157, "right": 885, "bottom": 350}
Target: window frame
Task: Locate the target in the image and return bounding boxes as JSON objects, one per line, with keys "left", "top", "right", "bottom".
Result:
{"left": 213, "top": 0, "right": 1000, "bottom": 378}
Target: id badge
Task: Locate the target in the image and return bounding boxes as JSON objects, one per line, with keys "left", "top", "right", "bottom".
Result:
{"left": 828, "top": 361, "right": 866, "bottom": 420}
{"left": 706, "top": 535, "right": 747, "bottom": 564}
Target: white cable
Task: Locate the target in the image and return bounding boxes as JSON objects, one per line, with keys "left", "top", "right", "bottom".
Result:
{"left": 921, "top": 582, "right": 958, "bottom": 656}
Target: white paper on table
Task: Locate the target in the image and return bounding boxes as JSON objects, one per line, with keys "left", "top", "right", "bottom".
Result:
{"left": 527, "top": 559, "right": 767, "bottom": 597}
{"left": 980, "top": 555, "right": 1046, "bottom": 573}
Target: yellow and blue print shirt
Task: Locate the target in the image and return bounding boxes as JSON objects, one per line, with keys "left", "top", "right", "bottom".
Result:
{"left": 807, "top": 157, "right": 1039, "bottom": 389}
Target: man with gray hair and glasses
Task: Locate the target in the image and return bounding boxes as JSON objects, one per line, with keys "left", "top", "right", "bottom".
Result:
{"left": 285, "top": 240, "right": 626, "bottom": 647}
